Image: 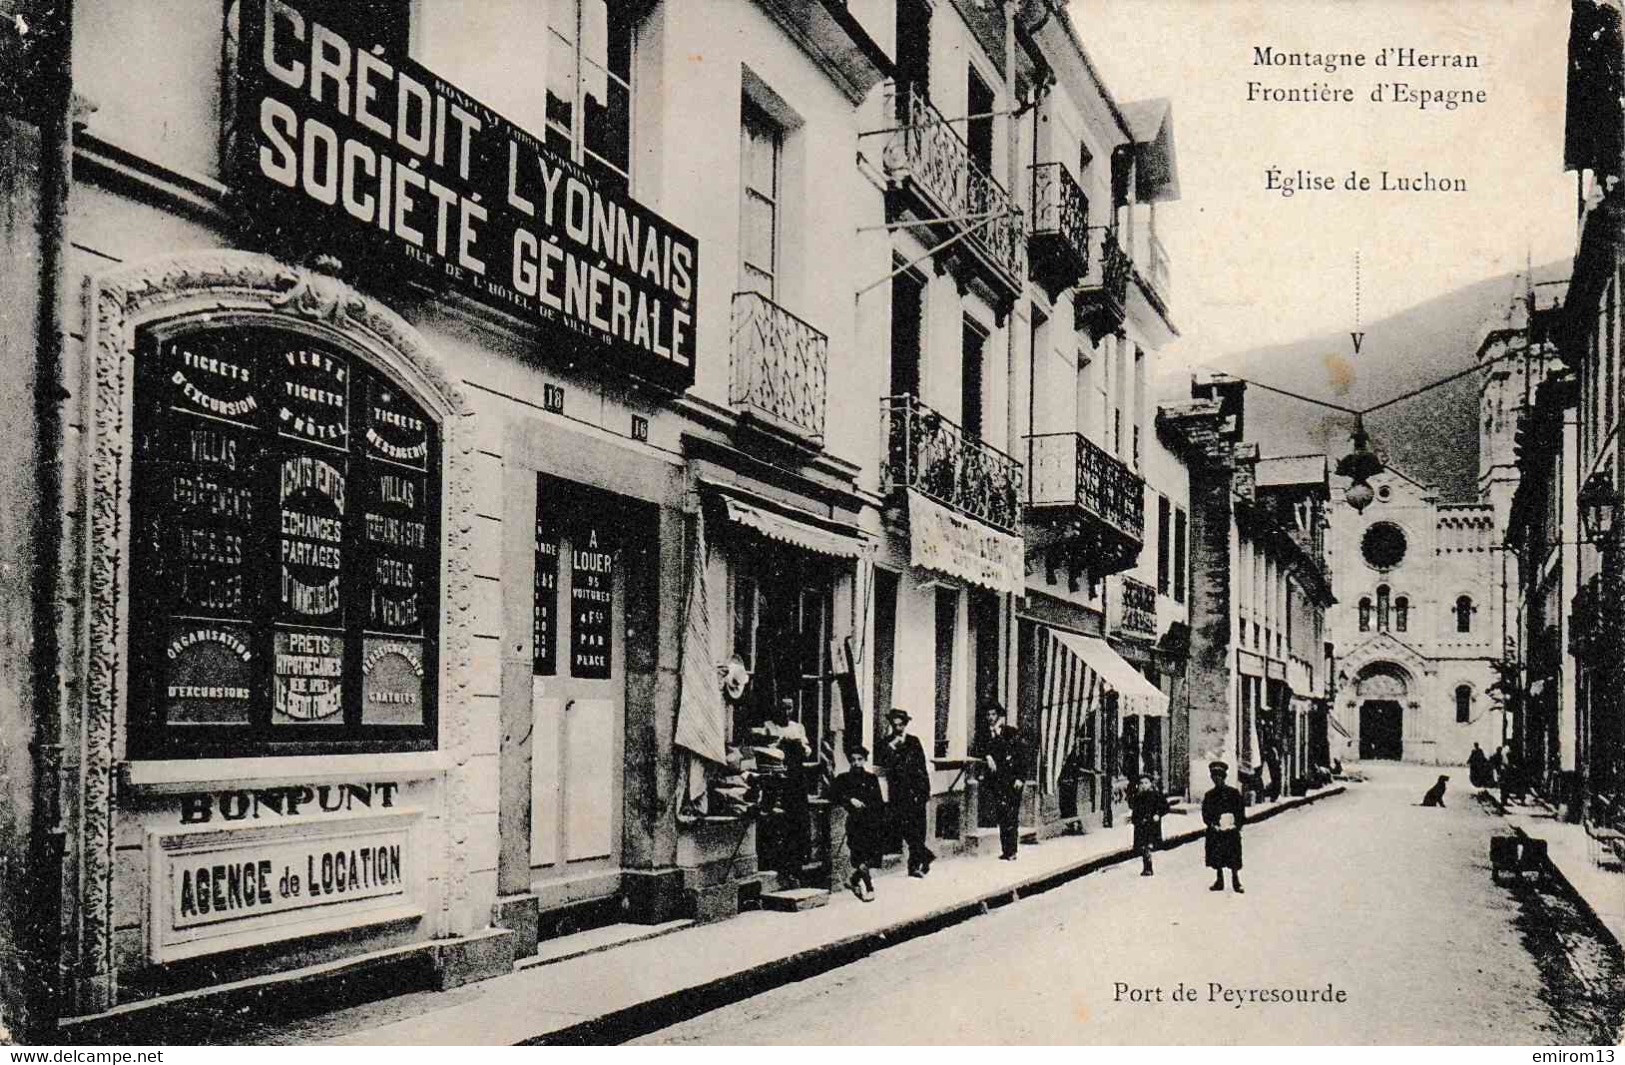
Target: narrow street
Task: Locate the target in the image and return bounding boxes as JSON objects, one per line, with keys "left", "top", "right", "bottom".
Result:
{"left": 637, "top": 764, "right": 1624, "bottom": 1045}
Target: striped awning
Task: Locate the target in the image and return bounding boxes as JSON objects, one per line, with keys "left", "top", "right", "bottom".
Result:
{"left": 1036, "top": 629, "right": 1170, "bottom": 795}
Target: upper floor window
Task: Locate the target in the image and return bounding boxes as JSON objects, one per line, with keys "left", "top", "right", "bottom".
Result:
{"left": 962, "top": 318, "right": 988, "bottom": 440}
{"left": 1455, "top": 685, "right": 1472, "bottom": 723}
{"left": 1172, "top": 506, "right": 1187, "bottom": 604}
{"left": 739, "top": 99, "right": 782, "bottom": 298}
{"left": 1376, "top": 584, "right": 1391, "bottom": 631}
{"left": 967, "top": 66, "right": 995, "bottom": 177}
{"left": 1359, "top": 597, "right": 1372, "bottom": 632}
{"left": 410, "top": 1, "right": 633, "bottom": 192}
{"left": 1455, "top": 595, "right": 1475, "bottom": 633}
{"left": 546, "top": 0, "right": 634, "bottom": 192}
{"left": 1156, "top": 495, "right": 1171, "bottom": 595}
{"left": 128, "top": 324, "right": 440, "bottom": 758}
{"left": 1394, "top": 595, "right": 1409, "bottom": 633}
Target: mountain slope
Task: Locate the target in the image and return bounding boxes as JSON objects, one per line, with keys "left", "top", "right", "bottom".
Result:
{"left": 1171, "top": 262, "right": 1568, "bottom": 501}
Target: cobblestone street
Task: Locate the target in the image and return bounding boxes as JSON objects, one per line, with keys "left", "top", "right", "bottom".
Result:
{"left": 638, "top": 764, "right": 1624, "bottom": 1045}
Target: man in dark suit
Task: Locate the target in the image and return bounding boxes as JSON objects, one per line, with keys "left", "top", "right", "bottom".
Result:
{"left": 876, "top": 708, "right": 935, "bottom": 877}
{"left": 831, "top": 746, "right": 886, "bottom": 900}
{"left": 981, "top": 702, "right": 1026, "bottom": 861}
{"left": 1201, "top": 760, "right": 1245, "bottom": 893}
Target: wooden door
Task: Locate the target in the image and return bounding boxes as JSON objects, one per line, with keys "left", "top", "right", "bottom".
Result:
{"left": 531, "top": 498, "right": 626, "bottom": 877}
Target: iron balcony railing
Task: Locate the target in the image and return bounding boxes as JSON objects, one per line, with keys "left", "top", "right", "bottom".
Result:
{"left": 730, "top": 291, "right": 828, "bottom": 446}
{"left": 1074, "top": 227, "right": 1131, "bottom": 333}
{"left": 882, "top": 83, "right": 1026, "bottom": 289}
{"left": 1028, "top": 161, "right": 1089, "bottom": 295}
{"left": 881, "top": 394, "right": 1024, "bottom": 534}
{"left": 1025, "top": 431, "right": 1145, "bottom": 543}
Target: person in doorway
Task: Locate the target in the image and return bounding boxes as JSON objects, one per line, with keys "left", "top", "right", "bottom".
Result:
{"left": 876, "top": 708, "right": 935, "bottom": 877}
{"left": 755, "top": 697, "right": 812, "bottom": 886}
{"left": 1467, "top": 742, "right": 1490, "bottom": 790}
{"left": 981, "top": 702, "right": 1026, "bottom": 861}
{"left": 1128, "top": 774, "right": 1169, "bottom": 876}
{"left": 1202, "top": 760, "right": 1246, "bottom": 893}
{"left": 831, "top": 746, "right": 885, "bottom": 901}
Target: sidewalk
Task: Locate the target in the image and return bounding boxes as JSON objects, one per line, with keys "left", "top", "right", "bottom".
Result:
{"left": 1499, "top": 800, "right": 1625, "bottom": 949}
{"left": 255, "top": 785, "right": 1348, "bottom": 1046}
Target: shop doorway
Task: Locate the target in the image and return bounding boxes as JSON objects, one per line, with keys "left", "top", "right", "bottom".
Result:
{"left": 1359, "top": 700, "right": 1404, "bottom": 760}
{"left": 531, "top": 478, "right": 629, "bottom": 881}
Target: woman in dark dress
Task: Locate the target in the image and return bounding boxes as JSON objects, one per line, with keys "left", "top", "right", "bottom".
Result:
{"left": 1128, "top": 774, "right": 1169, "bottom": 876}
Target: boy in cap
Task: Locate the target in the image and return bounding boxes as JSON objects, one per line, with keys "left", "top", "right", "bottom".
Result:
{"left": 1201, "top": 760, "right": 1245, "bottom": 893}
{"left": 876, "top": 708, "right": 935, "bottom": 876}
{"left": 831, "top": 746, "right": 885, "bottom": 900}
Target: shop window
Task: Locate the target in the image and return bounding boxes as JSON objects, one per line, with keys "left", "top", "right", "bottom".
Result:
{"left": 1455, "top": 595, "right": 1475, "bottom": 633}
{"left": 739, "top": 98, "right": 782, "bottom": 298}
{"left": 1395, "top": 595, "right": 1409, "bottom": 632}
{"left": 933, "top": 589, "right": 959, "bottom": 759}
{"left": 727, "top": 544, "right": 833, "bottom": 753}
{"left": 871, "top": 568, "right": 900, "bottom": 746}
{"left": 1359, "top": 597, "right": 1372, "bottom": 632}
{"left": 1455, "top": 685, "right": 1472, "bottom": 723}
{"left": 128, "top": 324, "right": 439, "bottom": 757}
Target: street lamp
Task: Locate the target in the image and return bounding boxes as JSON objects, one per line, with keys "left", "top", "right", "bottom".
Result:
{"left": 1580, "top": 471, "right": 1620, "bottom": 543}
{"left": 1334, "top": 417, "right": 1384, "bottom": 513}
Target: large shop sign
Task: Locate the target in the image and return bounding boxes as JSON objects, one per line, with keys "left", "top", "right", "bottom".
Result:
{"left": 905, "top": 490, "right": 1024, "bottom": 597}
{"left": 235, "top": 0, "right": 700, "bottom": 391}
{"left": 149, "top": 809, "right": 421, "bottom": 962}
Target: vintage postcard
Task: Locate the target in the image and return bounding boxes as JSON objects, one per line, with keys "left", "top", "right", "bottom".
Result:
{"left": 0, "top": 0, "right": 1618, "bottom": 1048}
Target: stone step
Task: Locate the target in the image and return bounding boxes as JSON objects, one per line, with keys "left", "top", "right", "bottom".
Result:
{"left": 758, "top": 887, "right": 831, "bottom": 912}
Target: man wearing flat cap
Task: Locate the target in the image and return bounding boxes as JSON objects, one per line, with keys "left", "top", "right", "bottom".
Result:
{"left": 1201, "top": 760, "right": 1246, "bottom": 893}
{"left": 876, "top": 708, "right": 935, "bottom": 876}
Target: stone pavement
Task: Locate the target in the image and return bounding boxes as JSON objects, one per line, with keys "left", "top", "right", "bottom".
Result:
{"left": 264, "top": 785, "right": 1345, "bottom": 1045}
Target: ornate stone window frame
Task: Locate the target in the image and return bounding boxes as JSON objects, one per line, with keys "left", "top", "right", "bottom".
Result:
{"left": 76, "top": 251, "right": 475, "bottom": 1012}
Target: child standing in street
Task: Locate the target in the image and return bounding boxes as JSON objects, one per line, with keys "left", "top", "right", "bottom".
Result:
{"left": 831, "top": 746, "right": 885, "bottom": 901}
{"left": 1128, "top": 774, "right": 1169, "bottom": 876}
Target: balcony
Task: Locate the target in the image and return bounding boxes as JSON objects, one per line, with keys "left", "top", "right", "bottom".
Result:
{"left": 1073, "top": 228, "right": 1131, "bottom": 338}
{"left": 1028, "top": 161, "right": 1089, "bottom": 300}
{"left": 1025, "top": 432, "right": 1145, "bottom": 580}
{"left": 874, "top": 83, "right": 1027, "bottom": 306}
{"left": 730, "top": 291, "right": 828, "bottom": 448}
{"left": 881, "top": 394, "right": 1023, "bottom": 535}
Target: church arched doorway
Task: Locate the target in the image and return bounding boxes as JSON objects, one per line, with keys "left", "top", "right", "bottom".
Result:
{"left": 1356, "top": 664, "right": 1409, "bottom": 760}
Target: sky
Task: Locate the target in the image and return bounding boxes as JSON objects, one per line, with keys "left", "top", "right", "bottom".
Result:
{"left": 1068, "top": 0, "right": 1577, "bottom": 376}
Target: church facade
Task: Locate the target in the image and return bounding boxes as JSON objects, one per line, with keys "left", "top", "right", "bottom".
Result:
{"left": 1325, "top": 281, "right": 1553, "bottom": 767}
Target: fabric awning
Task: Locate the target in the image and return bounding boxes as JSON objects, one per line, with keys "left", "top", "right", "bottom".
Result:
{"left": 1327, "top": 712, "right": 1352, "bottom": 740}
{"left": 1051, "top": 632, "right": 1169, "bottom": 718}
{"left": 905, "top": 489, "right": 1024, "bottom": 596}
{"left": 709, "top": 485, "right": 870, "bottom": 560}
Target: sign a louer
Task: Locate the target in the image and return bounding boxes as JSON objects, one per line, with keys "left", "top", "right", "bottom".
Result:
{"left": 238, "top": 0, "right": 699, "bottom": 391}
